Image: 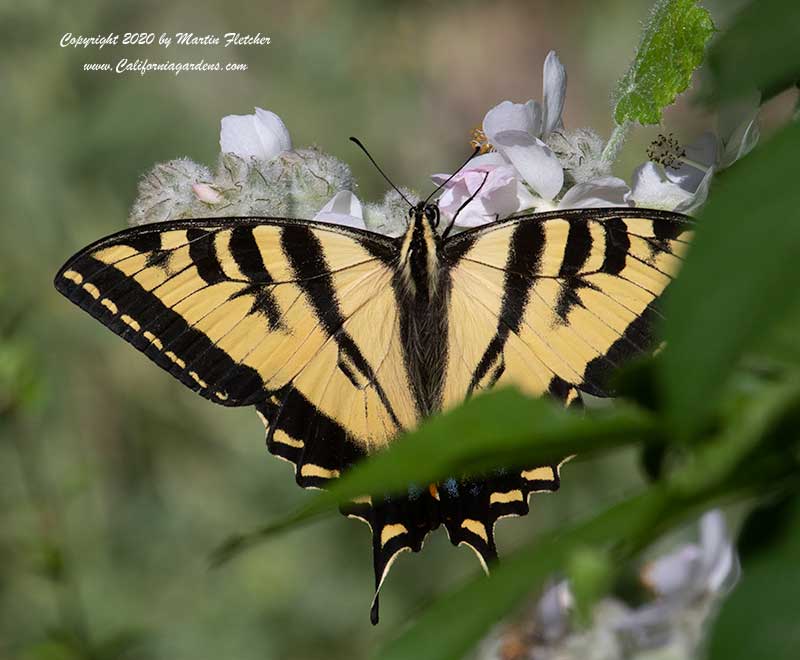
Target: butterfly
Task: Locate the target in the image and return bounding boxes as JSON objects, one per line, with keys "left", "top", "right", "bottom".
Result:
{"left": 55, "top": 166, "right": 692, "bottom": 623}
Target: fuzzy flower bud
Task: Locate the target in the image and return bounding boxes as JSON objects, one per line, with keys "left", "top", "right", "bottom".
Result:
{"left": 129, "top": 158, "right": 214, "bottom": 226}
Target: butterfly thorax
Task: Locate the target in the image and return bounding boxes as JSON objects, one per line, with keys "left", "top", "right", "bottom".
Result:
{"left": 398, "top": 203, "right": 443, "bottom": 299}
{"left": 395, "top": 203, "right": 448, "bottom": 417}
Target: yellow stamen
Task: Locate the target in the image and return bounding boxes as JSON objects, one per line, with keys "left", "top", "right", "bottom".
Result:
{"left": 470, "top": 127, "right": 493, "bottom": 154}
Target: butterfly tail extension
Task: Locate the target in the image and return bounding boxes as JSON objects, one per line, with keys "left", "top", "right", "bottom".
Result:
{"left": 342, "top": 491, "right": 440, "bottom": 624}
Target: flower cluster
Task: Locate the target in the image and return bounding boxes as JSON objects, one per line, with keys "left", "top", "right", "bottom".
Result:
{"left": 477, "top": 510, "right": 740, "bottom": 660}
{"left": 433, "top": 52, "right": 759, "bottom": 231}
{"left": 129, "top": 51, "right": 759, "bottom": 236}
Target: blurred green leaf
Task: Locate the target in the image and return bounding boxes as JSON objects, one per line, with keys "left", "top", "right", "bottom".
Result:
{"left": 379, "top": 377, "right": 800, "bottom": 660}
{"left": 212, "top": 388, "right": 654, "bottom": 564}
{"left": 660, "top": 122, "right": 800, "bottom": 438}
{"left": 708, "top": 494, "right": 800, "bottom": 660}
{"left": 566, "top": 546, "right": 614, "bottom": 626}
{"left": 705, "top": 0, "right": 800, "bottom": 102}
{"left": 613, "top": 0, "right": 714, "bottom": 125}
{"left": 668, "top": 377, "right": 800, "bottom": 498}
{"left": 378, "top": 485, "right": 708, "bottom": 660}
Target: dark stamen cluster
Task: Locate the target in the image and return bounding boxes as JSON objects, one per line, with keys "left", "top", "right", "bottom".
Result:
{"left": 647, "top": 133, "right": 686, "bottom": 170}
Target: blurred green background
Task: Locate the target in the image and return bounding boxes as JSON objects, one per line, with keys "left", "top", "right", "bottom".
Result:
{"left": 0, "top": 1, "right": 790, "bottom": 658}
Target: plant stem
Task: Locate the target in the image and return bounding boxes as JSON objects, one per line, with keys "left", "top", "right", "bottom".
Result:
{"left": 601, "top": 120, "right": 632, "bottom": 166}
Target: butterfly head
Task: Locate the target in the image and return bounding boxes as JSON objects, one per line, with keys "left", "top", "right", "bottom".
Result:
{"left": 409, "top": 201, "right": 441, "bottom": 231}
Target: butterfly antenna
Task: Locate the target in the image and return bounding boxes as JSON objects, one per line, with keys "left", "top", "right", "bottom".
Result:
{"left": 441, "top": 170, "right": 490, "bottom": 240}
{"left": 349, "top": 137, "right": 413, "bottom": 208}
{"left": 423, "top": 145, "right": 481, "bottom": 205}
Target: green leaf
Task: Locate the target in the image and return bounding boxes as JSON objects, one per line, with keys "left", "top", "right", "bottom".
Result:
{"left": 708, "top": 495, "right": 800, "bottom": 660}
{"left": 212, "top": 388, "right": 654, "bottom": 564}
{"left": 613, "top": 0, "right": 714, "bottom": 125}
{"left": 660, "top": 122, "right": 800, "bottom": 438}
{"left": 566, "top": 546, "right": 614, "bottom": 626}
{"left": 705, "top": 0, "right": 800, "bottom": 102}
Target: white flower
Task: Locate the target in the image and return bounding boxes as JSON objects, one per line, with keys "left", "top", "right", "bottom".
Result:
{"left": 313, "top": 190, "right": 366, "bottom": 230}
{"left": 477, "top": 510, "right": 740, "bottom": 660}
{"left": 629, "top": 161, "right": 711, "bottom": 214}
{"left": 641, "top": 510, "right": 740, "bottom": 600}
{"left": 432, "top": 153, "right": 537, "bottom": 229}
{"left": 220, "top": 107, "right": 292, "bottom": 161}
{"left": 482, "top": 51, "right": 567, "bottom": 140}
{"left": 480, "top": 51, "right": 567, "bottom": 200}
{"left": 630, "top": 98, "right": 759, "bottom": 215}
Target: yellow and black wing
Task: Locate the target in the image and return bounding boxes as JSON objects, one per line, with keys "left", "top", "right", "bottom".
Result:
{"left": 55, "top": 217, "right": 419, "bottom": 486}
{"left": 438, "top": 208, "right": 692, "bottom": 552}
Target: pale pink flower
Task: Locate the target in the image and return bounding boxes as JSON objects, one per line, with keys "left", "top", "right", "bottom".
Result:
{"left": 432, "top": 153, "right": 536, "bottom": 229}
{"left": 191, "top": 183, "right": 223, "bottom": 204}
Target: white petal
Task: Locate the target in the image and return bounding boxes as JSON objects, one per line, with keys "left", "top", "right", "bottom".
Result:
{"left": 220, "top": 114, "right": 263, "bottom": 159}
{"left": 630, "top": 162, "right": 694, "bottom": 212}
{"left": 254, "top": 107, "right": 292, "bottom": 153}
{"left": 720, "top": 116, "right": 760, "bottom": 169}
{"left": 220, "top": 108, "right": 291, "bottom": 160}
{"left": 665, "top": 132, "right": 718, "bottom": 192}
{"left": 451, "top": 209, "right": 493, "bottom": 228}
{"left": 542, "top": 50, "right": 567, "bottom": 136}
{"left": 480, "top": 174, "right": 531, "bottom": 218}
{"left": 430, "top": 153, "right": 506, "bottom": 185}
{"left": 525, "top": 100, "right": 544, "bottom": 137}
{"left": 535, "top": 580, "right": 572, "bottom": 642}
{"left": 558, "top": 176, "right": 633, "bottom": 209}
{"left": 493, "top": 130, "right": 564, "bottom": 200}
{"left": 718, "top": 91, "right": 760, "bottom": 149}
{"left": 673, "top": 166, "right": 714, "bottom": 215}
{"left": 313, "top": 191, "right": 366, "bottom": 229}
{"left": 641, "top": 545, "right": 703, "bottom": 597}
{"left": 699, "top": 510, "right": 740, "bottom": 594}
{"left": 483, "top": 101, "right": 541, "bottom": 142}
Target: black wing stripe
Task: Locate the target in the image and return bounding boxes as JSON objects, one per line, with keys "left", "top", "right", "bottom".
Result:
{"left": 188, "top": 228, "right": 227, "bottom": 285}
{"left": 56, "top": 255, "right": 265, "bottom": 406}
{"left": 599, "top": 218, "right": 630, "bottom": 275}
{"left": 229, "top": 226, "right": 273, "bottom": 281}
{"left": 460, "top": 266, "right": 612, "bottom": 395}
{"left": 281, "top": 225, "right": 403, "bottom": 429}
{"left": 559, "top": 219, "right": 593, "bottom": 277}
{"left": 468, "top": 222, "right": 545, "bottom": 393}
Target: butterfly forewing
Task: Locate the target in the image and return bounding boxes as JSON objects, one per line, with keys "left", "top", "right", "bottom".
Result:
{"left": 443, "top": 208, "right": 693, "bottom": 404}
{"left": 55, "top": 218, "right": 418, "bottom": 450}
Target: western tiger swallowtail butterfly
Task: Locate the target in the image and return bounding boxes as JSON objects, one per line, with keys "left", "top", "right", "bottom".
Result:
{"left": 54, "top": 143, "right": 691, "bottom": 623}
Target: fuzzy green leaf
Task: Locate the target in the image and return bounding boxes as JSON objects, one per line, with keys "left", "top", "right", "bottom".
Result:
{"left": 613, "top": 0, "right": 714, "bottom": 125}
